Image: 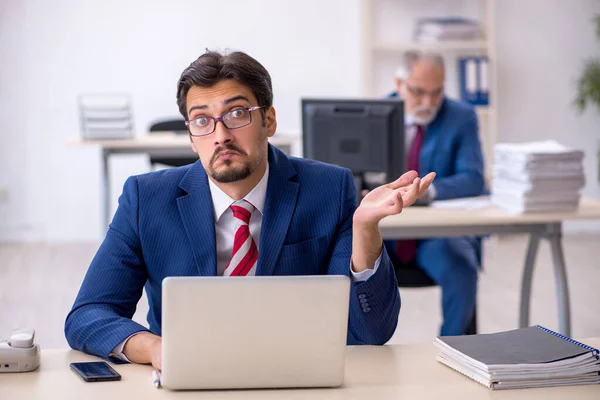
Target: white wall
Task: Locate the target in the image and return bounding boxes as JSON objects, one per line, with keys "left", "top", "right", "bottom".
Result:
{"left": 2, "top": 0, "right": 600, "bottom": 242}
{"left": 494, "top": 0, "right": 600, "bottom": 232}
{"left": 0, "top": 0, "right": 362, "bottom": 242}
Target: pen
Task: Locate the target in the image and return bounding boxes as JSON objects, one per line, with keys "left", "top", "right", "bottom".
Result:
{"left": 152, "top": 369, "right": 161, "bottom": 388}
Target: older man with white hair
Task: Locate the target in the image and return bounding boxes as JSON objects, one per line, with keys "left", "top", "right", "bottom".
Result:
{"left": 385, "top": 50, "right": 485, "bottom": 336}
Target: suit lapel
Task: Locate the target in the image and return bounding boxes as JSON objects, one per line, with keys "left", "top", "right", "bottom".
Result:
{"left": 177, "top": 162, "right": 217, "bottom": 276}
{"left": 257, "top": 145, "right": 299, "bottom": 276}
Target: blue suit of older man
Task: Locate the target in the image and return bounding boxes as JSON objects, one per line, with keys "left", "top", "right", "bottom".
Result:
{"left": 385, "top": 94, "right": 485, "bottom": 336}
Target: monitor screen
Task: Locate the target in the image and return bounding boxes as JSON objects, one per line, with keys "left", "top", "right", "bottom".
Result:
{"left": 301, "top": 98, "right": 405, "bottom": 191}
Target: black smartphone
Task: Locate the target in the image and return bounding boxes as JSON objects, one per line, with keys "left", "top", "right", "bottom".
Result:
{"left": 70, "top": 361, "right": 122, "bottom": 382}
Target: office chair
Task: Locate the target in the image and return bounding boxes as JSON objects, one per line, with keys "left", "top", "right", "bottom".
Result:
{"left": 392, "top": 244, "right": 479, "bottom": 335}
{"left": 148, "top": 119, "right": 198, "bottom": 167}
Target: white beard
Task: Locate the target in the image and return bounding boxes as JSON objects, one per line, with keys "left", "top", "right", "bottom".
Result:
{"left": 408, "top": 105, "right": 440, "bottom": 126}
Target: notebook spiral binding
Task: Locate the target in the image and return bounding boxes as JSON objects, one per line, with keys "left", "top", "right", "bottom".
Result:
{"left": 536, "top": 325, "right": 600, "bottom": 359}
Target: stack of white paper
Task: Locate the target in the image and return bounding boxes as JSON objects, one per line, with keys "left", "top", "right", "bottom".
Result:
{"left": 491, "top": 141, "right": 585, "bottom": 213}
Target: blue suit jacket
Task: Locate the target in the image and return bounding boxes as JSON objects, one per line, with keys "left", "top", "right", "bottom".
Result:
{"left": 65, "top": 145, "right": 401, "bottom": 360}
{"left": 389, "top": 93, "right": 485, "bottom": 199}
{"left": 419, "top": 97, "right": 485, "bottom": 200}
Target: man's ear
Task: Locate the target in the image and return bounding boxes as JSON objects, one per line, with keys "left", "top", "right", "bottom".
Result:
{"left": 190, "top": 138, "right": 198, "bottom": 154}
{"left": 394, "top": 77, "right": 404, "bottom": 94}
{"left": 265, "top": 107, "right": 277, "bottom": 138}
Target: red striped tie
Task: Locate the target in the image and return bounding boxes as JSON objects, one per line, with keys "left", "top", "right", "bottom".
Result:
{"left": 224, "top": 200, "right": 258, "bottom": 277}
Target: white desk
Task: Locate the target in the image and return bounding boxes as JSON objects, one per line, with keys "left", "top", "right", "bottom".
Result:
{"left": 3, "top": 340, "right": 599, "bottom": 399}
{"left": 379, "top": 197, "right": 600, "bottom": 336}
{"left": 69, "top": 133, "right": 302, "bottom": 228}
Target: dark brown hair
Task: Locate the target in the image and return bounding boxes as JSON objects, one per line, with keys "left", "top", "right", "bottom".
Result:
{"left": 176, "top": 50, "right": 273, "bottom": 119}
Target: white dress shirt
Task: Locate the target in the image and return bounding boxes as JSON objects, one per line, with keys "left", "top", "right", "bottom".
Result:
{"left": 110, "top": 163, "right": 381, "bottom": 361}
{"left": 210, "top": 163, "right": 269, "bottom": 276}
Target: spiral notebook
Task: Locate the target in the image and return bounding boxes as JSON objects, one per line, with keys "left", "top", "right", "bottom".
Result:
{"left": 434, "top": 325, "right": 600, "bottom": 390}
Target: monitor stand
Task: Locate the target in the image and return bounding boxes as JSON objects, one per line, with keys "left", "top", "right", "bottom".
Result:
{"left": 353, "top": 174, "right": 364, "bottom": 204}
{"left": 354, "top": 172, "right": 388, "bottom": 204}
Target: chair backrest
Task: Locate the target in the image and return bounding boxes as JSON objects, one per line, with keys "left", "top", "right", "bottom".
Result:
{"left": 395, "top": 259, "right": 437, "bottom": 288}
{"left": 394, "top": 237, "right": 483, "bottom": 288}
{"left": 149, "top": 119, "right": 187, "bottom": 133}
{"left": 148, "top": 118, "right": 195, "bottom": 167}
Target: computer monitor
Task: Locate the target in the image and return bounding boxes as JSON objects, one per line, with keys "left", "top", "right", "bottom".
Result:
{"left": 301, "top": 98, "right": 405, "bottom": 195}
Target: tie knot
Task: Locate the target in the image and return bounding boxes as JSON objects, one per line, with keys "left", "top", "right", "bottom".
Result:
{"left": 230, "top": 200, "right": 255, "bottom": 225}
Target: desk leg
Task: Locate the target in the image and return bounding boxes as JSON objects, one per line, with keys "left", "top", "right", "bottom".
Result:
{"left": 101, "top": 149, "right": 110, "bottom": 232}
{"left": 547, "top": 223, "right": 571, "bottom": 336}
{"left": 519, "top": 233, "right": 540, "bottom": 328}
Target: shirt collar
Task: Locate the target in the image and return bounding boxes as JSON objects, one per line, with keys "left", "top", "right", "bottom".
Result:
{"left": 208, "top": 163, "right": 269, "bottom": 222}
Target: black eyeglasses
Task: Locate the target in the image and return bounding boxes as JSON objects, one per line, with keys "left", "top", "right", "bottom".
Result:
{"left": 185, "top": 106, "right": 264, "bottom": 137}
{"left": 405, "top": 83, "right": 444, "bottom": 100}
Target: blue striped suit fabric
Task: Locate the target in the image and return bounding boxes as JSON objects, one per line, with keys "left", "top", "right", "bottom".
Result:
{"left": 65, "top": 145, "right": 401, "bottom": 360}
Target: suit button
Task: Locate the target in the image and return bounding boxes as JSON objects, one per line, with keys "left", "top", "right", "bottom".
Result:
{"left": 363, "top": 307, "right": 371, "bottom": 313}
{"left": 359, "top": 298, "right": 368, "bottom": 304}
{"left": 358, "top": 294, "right": 366, "bottom": 299}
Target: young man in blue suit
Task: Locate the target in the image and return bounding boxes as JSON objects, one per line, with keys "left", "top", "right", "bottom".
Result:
{"left": 385, "top": 51, "right": 485, "bottom": 336}
{"left": 65, "top": 50, "right": 435, "bottom": 370}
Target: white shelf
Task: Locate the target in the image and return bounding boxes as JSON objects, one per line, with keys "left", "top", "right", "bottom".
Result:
{"left": 372, "top": 40, "right": 489, "bottom": 53}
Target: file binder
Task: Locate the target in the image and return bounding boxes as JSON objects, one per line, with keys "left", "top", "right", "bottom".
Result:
{"left": 458, "top": 57, "right": 489, "bottom": 106}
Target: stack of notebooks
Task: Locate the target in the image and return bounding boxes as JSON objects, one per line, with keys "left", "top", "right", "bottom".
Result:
{"left": 491, "top": 140, "right": 585, "bottom": 213}
{"left": 414, "top": 17, "right": 482, "bottom": 42}
{"left": 435, "top": 325, "right": 600, "bottom": 390}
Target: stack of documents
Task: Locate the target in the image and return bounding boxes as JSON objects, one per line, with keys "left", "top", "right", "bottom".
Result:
{"left": 435, "top": 325, "right": 600, "bottom": 390}
{"left": 414, "top": 17, "right": 482, "bottom": 42}
{"left": 491, "top": 141, "right": 585, "bottom": 213}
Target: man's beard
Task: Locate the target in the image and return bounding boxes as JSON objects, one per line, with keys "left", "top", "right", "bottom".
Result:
{"left": 208, "top": 143, "right": 256, "bottom": 183}
{"left": 409, "top": 105, "right": 440, "bottom": 126}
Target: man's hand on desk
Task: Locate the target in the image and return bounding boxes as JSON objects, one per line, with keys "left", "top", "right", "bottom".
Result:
{"left": 123, "top": 332, "right": 162, "bottom": 370}
{"left": 351, "top": 170, "right": 436, "bottom": 273}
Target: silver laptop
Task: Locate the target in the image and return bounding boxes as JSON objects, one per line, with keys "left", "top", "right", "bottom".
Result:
{"left": 160, "top": 275, "right": 350, "bottom": 390}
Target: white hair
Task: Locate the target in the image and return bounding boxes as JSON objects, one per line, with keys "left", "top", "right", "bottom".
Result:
{"left": 395, "top": 50, "right": 445, "bottom": 80}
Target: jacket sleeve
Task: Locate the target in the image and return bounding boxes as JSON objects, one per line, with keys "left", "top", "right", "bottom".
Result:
{"left": 433, "top": 110, "right": 485, "bottom": 200}
{"left": 326, "top": 169, "right": 401, "bottom": 345}
{"left": 64, "top": 177, "right": 150, "bottom": 360}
